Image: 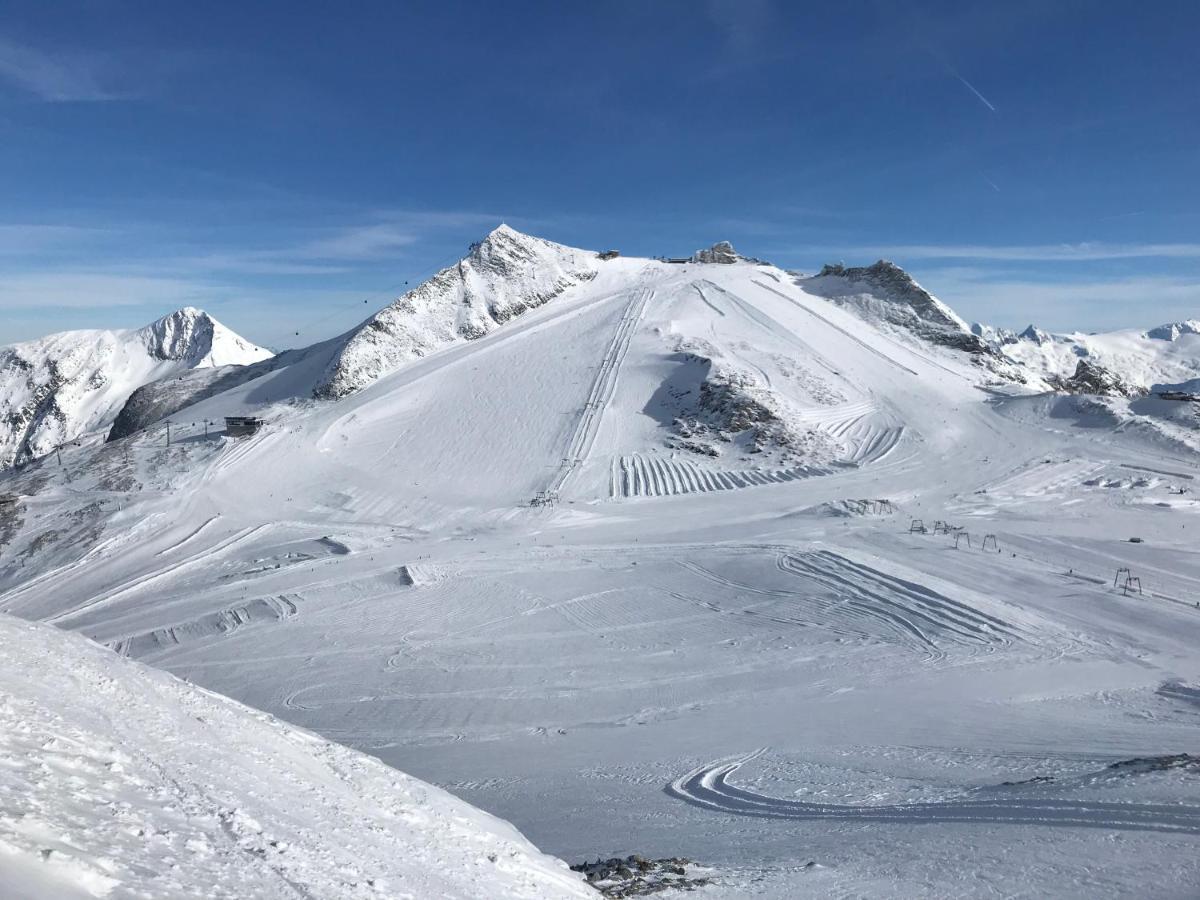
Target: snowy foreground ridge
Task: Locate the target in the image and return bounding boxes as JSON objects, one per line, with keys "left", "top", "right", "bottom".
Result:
{"left": 2, "top": 225, "right": 1200, "bottom": 897}
{"left": 0, "top": 615, "right": 591, "bottom": 900}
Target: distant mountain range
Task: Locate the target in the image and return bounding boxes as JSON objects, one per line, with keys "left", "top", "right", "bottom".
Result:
{"left": 2, "top": 225, "right": 1197, "bottom": 471}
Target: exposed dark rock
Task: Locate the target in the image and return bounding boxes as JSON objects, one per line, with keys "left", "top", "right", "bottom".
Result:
{"left": 1106, "top": 754, "right": 1200, "bottom": 773}
{"left": 107, "top": 363, "right": 274, "bottom": 441}
{"left": 1053, "top": 360, "right": 1144, "bottom": 399}
{"left": 692, "top": 241, "right": 740, "bottom": 264}
{"left": 570, "top": 855, "right": 712, "bottom": 897}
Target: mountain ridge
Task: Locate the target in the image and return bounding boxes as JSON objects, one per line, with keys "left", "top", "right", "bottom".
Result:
{"left": 0, "top": 308, "right": 271, "bottom": 468}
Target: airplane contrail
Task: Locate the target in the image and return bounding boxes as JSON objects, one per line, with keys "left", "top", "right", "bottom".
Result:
{"left": 951, "top": 69, "right": 997, "bottom": 112}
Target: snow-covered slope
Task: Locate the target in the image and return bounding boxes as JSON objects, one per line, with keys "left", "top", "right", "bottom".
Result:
{"left": 0, "top": 614, "right": 590, "bottom": 900}
{"left": 0, "top": 309, "right": 271, "bottom": 468}
{"left": 3, "top": 234, "right": 1200, "bottom": 897}
{"left": 315, "top": 224, "right": 601, "bottom": 399}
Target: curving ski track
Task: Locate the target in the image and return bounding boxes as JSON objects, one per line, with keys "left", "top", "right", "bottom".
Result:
{"left": 669, "top": 750, "right": 1200, "bottom": 835}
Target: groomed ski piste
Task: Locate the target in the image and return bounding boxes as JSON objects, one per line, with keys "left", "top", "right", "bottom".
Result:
{"left": 3, "top": 227, "right": 1200, "bottom": 897}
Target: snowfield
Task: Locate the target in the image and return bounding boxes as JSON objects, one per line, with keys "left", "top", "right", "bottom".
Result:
{"left": 0, "top": 614, "right": 591, "bottom": 899}
{"left": 2, "top": 226, "right": 1200, "bottom": 897}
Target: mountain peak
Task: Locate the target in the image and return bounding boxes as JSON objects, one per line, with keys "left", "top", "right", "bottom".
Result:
{"left": 466, "top": 223, "right": 587, "bottom": 273}
{"left": 0, "top": 308, "right": 271, "bottom": 468}
{"left": 1146, "top": 320, "right": 1200, "bottom": 342}
{"left": 136, "top": 308, "right": 270, "bottom": 367}
{"left": 139, "top": 307, "right": 218, "bottom": 362}
{"left": 1019, "top": 324, "right": 1053, "bottom": 345}
{"left": 316, "top": 226, "right": 599, "bottom": 399}
{"left": 812, "top": 259, "right": 969, "bottom": 334}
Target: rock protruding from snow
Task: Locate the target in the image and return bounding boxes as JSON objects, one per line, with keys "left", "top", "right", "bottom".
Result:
{"left": 1019, "top": 324, "right": 1054, "bottom": 345}
{"left": 0, "top": 615, "right": 592, "bottom": 899}
{"left": 1054, "top": 359, "right": 1144, "bottom": 399}
{"left": 691, "top": 241, "right": 741, "bottom": 265}
{"left": 107, "top": 363, "right": 270, "bottom": 441}
{"left": 0, "top": 311, "right": 271, "bottom": 468}
{"left": 1147, "top": 320, "right": 1200, "bottom": 342}
{"left": 315, "top": 225, "right": 600, "bottom": 399}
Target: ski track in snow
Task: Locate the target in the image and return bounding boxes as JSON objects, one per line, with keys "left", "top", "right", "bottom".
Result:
{"left": 676, "top": 550, "right": 1017, "bottom": 662}
{"left": 44, "top": 523, "right": 272, "bottom": 625}
{"left": 748, "top": 278, "right": 921, "bottom": 377}
{"left": 544, "top": 284, "right": 653, "bottom": 499}
{"left": 668, "top": 749, "right": 1200, "bottom": 834}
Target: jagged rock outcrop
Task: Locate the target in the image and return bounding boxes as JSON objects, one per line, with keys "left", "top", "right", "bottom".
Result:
{"left": 1019, "top": 325, "right": 1054, "bottom": 345}
{"left": 1054, "top": 360, "right": 1144, "bottom": 399}
{"left": 690, "top": 241, "right": 768, "bottom": 265}
{"left": 0, "top": 309, "right": 271, "bottom": 468}
{"left": 691, "top": 241, "right": 740, "bottom": 264}
{"left": 315, "top": 225, "right": 600, "bottom": 399}
{"left": 668, "top": 339, "right": 843, "bottom": 461}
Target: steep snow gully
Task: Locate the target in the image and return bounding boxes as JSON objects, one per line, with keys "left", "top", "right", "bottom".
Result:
{"left": 4, "top": 227, "right": 1200, "bottom": 897}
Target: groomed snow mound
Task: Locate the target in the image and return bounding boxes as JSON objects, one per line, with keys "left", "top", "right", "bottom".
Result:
{"left": 316, "top": 224, "right": 600, "bottom": 398}
{"left": 0, "top": 615, "right": 591, "bottom": 900}
{"left": 0, "top": 309, "right": 271, "bottom": 468}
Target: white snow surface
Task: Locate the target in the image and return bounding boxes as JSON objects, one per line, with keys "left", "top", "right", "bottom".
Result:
{"left": 0, "top": 614, "right": 591, "bottom": 900}
{"left": 0, "top": 308, "right": 271, "bottom": 468}
{"left": 3, "top": 229, "right": 1200, "bottom": 897}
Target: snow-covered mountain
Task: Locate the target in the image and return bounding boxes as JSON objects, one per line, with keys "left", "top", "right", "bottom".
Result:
{"left": 3, "top": 228, "right": 1200, "bottom": 898}
{"left": 0, "top": 308, "right": 271, "bottom": 468}
{"left": 794, "top": 258, "right": 1200, "bottom": 399}
{"left": 804, "top": 261, "right": 974, "bottom": 344}
{"left": 0, "top": 613, "right": 591, "bottom": 899}
{"left": 975, "top": 318, "right": 1200, "bottom": 396}
{"left": 315, "top": 224, "right": 602, "bottom": 398}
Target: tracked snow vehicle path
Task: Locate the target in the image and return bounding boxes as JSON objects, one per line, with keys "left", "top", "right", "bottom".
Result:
{"left": 669, "top": 750, "right": 1200, "bottom": 834}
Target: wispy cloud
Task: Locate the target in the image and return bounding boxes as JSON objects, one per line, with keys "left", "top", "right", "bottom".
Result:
{"left": 0, "top": 272, "right": 233, "bottom": 311}
{"left": 303, "top": 224, "right": 419, "bottom": 260}
{"left": 296, "top": 211, "right": 500, "bottom": 261}
{"left": 796, "top": 242, "right": 1200, "bottom": 262}
{"left": 0, "top": 224, "right": 112, "bottom": 254}
{"left": 908, "top": 266, "right": 1200, "bottom": 332}
{"left": 0, "top": 37, "right": 129, "bottom": 102}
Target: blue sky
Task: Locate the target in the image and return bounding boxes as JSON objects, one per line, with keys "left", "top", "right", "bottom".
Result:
{"left": 1, "top": 0, "right": 1198, "bottom": 348}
